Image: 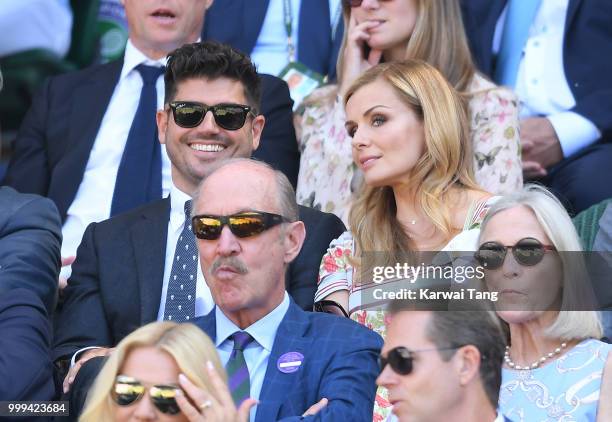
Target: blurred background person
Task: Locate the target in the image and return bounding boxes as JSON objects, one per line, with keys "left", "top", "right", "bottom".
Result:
{"left": 80, "top": 321, "right": 251, "bottom": 422}
{"left": 0, "top": 0, "right": 72, "bottom": 58}
{"left": 314, "top": 60, "right": 496, "bottom": 420}
{"left": 476, "top": 184, "right": 612, "bottom": 421}
{"left": 461, "top": 0, "right": 612, "bottom": 214}
{"left": 296, "top": 0, "right": 521, "bottom": 224}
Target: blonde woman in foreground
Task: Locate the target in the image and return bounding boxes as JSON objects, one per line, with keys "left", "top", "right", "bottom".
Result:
{"left": 80, "top": 322, "right": 254, "bottom": 422}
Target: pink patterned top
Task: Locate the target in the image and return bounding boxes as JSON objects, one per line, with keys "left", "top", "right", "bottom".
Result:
{"left": 296, "top": 74, "right": 522, "bottom": 224}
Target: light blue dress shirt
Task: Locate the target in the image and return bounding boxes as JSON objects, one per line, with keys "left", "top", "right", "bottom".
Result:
{"left": 215, "top": 292, "right": 291, "bottom": 422}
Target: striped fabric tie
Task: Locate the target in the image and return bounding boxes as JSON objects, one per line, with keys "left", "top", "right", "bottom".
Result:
{"left": 226, "top": 331, "right": 254, "bottom": 405}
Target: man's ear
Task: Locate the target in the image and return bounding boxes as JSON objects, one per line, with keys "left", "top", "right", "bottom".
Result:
{"left": 283, "top": 221, "right": 306, "bottom": 264}
{"left": 250, "top": 114, "right": 265, "bottom": 151}
{"left": 157, "top": 109, "right": 168, "bottom": 145}
{"left": 454, "top": 345, "right": 481, "bottom": 386}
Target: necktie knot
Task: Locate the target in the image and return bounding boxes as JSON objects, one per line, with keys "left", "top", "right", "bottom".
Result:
{"left": 136, "top": 64, "right": 164, "bottom": 85}
{"left": 184, "top": 199, "right": 193, "bottom": 219}
{"left": 231, "top": 331, "right": 254, "bottom": 351}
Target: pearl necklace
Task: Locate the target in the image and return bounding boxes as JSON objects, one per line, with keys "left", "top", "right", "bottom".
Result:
{"left": 504, "top": 342, "right": 567, "bottom": 370}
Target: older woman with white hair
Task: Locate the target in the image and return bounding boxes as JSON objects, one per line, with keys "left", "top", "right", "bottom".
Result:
{"left": 476, "top": 184, "right": 612, "bottom": 421}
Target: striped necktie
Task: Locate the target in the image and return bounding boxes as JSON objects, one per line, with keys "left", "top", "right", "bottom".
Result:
{"left": 226, "top": 331, "right": 254, "bottom": 405}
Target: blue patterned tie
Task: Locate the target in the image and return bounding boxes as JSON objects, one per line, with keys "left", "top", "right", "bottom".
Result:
{"left": 163, "top": 200, "right": 197, "bottom": 321}
{"left": 226, "top": 331, "right": 254, "bottom": 406}
{"left": 494, "top": 0, "right": 542, "bottom": 88}
{"left": 110, "top": 64, "right": 164, "bottom": 216}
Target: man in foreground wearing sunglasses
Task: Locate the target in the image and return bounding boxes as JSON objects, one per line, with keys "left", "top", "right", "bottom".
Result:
{"left": 54, "top": 41, "right": 345, "bottom": 417}
{"left": 378, "top": 300, "right": 510, "bottom": 422}
{"left": 192, "top": 158, "right": 382, "bottom": 421}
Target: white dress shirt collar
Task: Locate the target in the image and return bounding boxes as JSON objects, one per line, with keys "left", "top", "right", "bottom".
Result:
{"left": 120, "top": 39, "right": 167, "bottom": 81}
{"left": 169, "top": 183, "right": 193, "bottom": 230}
{"left": 215, "top": 292, "right": 290, "bottom": 352}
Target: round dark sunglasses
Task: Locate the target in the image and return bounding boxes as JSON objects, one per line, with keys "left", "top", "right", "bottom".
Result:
{"left": 191, "top": 211, "right": 291, "bottom": 240}
{"left": 474, "top": 237, "right": 556, "bottom": 270}
{"left": 314, "top": 299, "right": 349, "bottom": 318}
{"left": 343, "top": 0, "right": 364, "bottom": 7}
{"left": 111, "top": 375, "right": 181, "bottom": 415}
{"left": 168, "top": 101, "right": 255, "bottom": 130}
{"left": 379, "top": 346, "right": 463, "bottom": 375}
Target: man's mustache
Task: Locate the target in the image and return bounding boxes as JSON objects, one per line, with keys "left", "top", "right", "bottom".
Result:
{"left": 211, "top": 256, "right": 248, "bottom": 275}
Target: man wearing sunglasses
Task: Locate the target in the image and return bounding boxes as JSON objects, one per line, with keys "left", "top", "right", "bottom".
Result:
{"left": 2, "top": 0, "right": 300, "bottom": 292}
{"left": 53, "top": 41, "right": 345, "bottom": 416}
{"left": 378, "top": 301, "right": 510, "bottom": 422}
{"left": 192, "top": 158, "right": 382, "bottom": 422}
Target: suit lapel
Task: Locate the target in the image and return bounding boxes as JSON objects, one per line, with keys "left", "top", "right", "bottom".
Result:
{"left": 196, "top": 309, "right": 217, "bottom": 340}
{"left": 54, "top": 60, "right": 123, "bottom": 218}
{"left": 297, "top": 0, "right": 332, "bottom": 75}
{"left": 255, "top": 302, "right": 311, "bottom": 422}
{"left": 131, "top": 198, "right": 170, "bottom": 324}
{"left": 565, "top": 0, "right": 581, "bottom": 33}
{"left": 242, "top": 0, "right": 270, "bottom": 55}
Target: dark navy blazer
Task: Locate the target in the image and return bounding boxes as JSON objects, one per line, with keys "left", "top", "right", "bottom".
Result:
{"left": 461, "top": 0, "right": 612, "bottom": 142}
{"left": 194, "top": 300, "right": 382, "bottom": 422}
{"left": 202, "top": 0, "right": 343, "bottom": 81}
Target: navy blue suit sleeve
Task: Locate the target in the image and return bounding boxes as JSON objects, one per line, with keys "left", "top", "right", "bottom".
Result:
{"left": 288, "top": 207, "right": 346, "bottom": 310}
{"left": 53, "top": 222, "right": 112, "bottom": 362}
{"left": 279, "top": 321, "right": 382, "bottom": 421}
{"left": 0, "top": 288, "right": 55, "bottom": 401}
{"left": 252, "top": 75, "right": 300, "bottom": 189}
{"left": 2, "top": 79, "right": 53, "bottom": 195}
{"left": 0, "top": 189, "right": 61, "bottom": 314}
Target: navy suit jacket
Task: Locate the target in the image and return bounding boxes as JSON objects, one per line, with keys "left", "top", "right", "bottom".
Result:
{"left": 0, "top": 288, "right": 55, "bottom": 403}
{"left": 202, "top": 0, "right": 343, "bottom": 81}
{"left": 0, "top": 187, "right": 61, "bottom": 314}
{"left": 194, "top": 301, "right": 382, "bottom": 422}
{"left": 2, "top": 60, "right": 300, "bottom": 220}
{"left": 53, "top": 199, "right": 345, "bottom": 363}
{"left": 461, "top": 0, "right": 612, "bottom": 142}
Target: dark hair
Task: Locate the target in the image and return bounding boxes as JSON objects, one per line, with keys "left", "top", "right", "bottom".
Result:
{"left": 388, "top": 300, "right": 506, "bottom": 408}
{"left": 164, "top": 41, "right": 261, "bottom": 114}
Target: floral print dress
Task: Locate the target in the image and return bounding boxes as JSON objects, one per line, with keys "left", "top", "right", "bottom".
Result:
{"left": 315, "top": 197, "right": 498, "bottom": 421}
{"left": 296, "top": 74, "right": 522, "bottom": 225}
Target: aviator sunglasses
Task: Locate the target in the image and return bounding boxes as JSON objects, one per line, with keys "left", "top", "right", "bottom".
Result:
{"left": 343, "top": 0, "right": 364, "bottom": 6}
{"left": 379, "top": 346, "right": 463, "bottom": 375}
{"left": 474, "top": 237, "right": 556, "bottom": 270}
{"left": 111, "top": 375, "right": 181, "bottom": 415}
{"left": 192, "top": 211, "right": 291, "bottom": 240}
{"left": 168, "top": 101, "right": 255, "bottom": 130}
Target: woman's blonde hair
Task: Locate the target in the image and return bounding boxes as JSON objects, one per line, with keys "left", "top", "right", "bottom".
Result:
{"left": 80, "top": 322, "right": 225, "bottom": 422}
{"left": 479, "top": 184, "right": 602, "bottom": 341}
{"left": 345, "top": 60, "right": 480, "bottom": 266}
{"left": 336, "top": 0, "right": 476, "bottom": 93}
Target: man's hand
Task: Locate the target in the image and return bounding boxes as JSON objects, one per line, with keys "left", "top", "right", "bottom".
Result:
{"left": 302, "top": 398, "right": 329, "bottom": 417}
{"left": 59, "top": 256, "right": 76, "bottom": 290}
{"left": 63, "top": 347, "right": 114, "bottom": 393}
{"left": 520, "top": 117, "right": 564, "bottom": 179}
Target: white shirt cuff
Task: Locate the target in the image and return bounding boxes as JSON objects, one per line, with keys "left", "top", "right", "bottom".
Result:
{"left": 547, "top": 112, "right": 601, "bottom": 158}
{"left": 70, "top": 346, "right": 103, "bottom": 367}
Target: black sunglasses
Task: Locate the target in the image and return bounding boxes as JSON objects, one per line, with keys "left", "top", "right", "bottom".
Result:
{"left": 475, "top": 237, "right": 556, "bottom": 270}
{"left": 379, "top": 346, "right": 463, "bottom": 375}
{"left": 343, "top": 0, "right": 363, "bottom": 7}
{"left": 314, "top": 300, "right": 349, "bottom": 318}
{"left": 192, "top": 211, "right": 291, "bottom": 240}
{"left": 168, "top": 101, "right": 255, "bottom": 130}
{"left": 111, "top": 375, "right": 181, "bottom": 415}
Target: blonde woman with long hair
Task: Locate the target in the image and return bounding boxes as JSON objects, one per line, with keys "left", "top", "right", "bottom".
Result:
{"left": 80, "top": 322, "right": 254, "bottom": 422}
{"left": 314, "top": 60, "right": 497, "bottom": 420}
{"left": 296, "top": 0, "right": 521, "bottom": 224}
